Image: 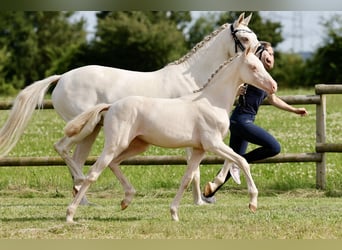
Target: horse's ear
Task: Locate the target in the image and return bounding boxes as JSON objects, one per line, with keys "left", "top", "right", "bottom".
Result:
{"left": 243, "top": 13, "right": 252, "bottom": 26}
{"left": 234, "top": 12, "right": 245, "bottom": 27}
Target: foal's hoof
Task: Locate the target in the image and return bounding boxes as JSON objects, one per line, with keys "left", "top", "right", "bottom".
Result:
{"left": 248, "top": 203, "right": 257, "bottom": 213}
{"left": 121, "top": 200, "right": 129, "bottom": 210}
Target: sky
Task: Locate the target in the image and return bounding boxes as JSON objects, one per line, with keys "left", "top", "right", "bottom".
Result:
{"left": 260, "top": 11, "right": 341, "bottom": 52}
{"left": 72, "top": 11, "right": 342, "bottom": 53}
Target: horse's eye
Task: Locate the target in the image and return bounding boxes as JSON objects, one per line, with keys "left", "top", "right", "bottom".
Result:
{"left": 240, "top": 37, "right": 249, "bottom": 43}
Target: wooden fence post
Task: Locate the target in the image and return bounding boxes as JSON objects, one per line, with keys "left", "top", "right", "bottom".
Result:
{"left": 315, "top": 88, "right": 326, "bottom": 189}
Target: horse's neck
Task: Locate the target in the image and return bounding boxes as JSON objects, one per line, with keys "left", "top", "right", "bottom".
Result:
{"left": 165, "top": 25, "right": 231, "bottom": 90}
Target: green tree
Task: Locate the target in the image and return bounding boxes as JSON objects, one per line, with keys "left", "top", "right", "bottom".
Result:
{"left": 0, "top": 46, "right": 16, "bottom": 94}
{"left": 187, "top": 12, "right": 219, "bottom": 48}
{"left": 303, "top": 14, "right": 342, "bottom": 85}
{"left": 0, "top": 11, "right": 86, "bottom": 93}
{"left": 88, "top": 11, "right": 189, "bottom": 71}
{"left": 270, "top": 52, "right": 306, "bottom": 88}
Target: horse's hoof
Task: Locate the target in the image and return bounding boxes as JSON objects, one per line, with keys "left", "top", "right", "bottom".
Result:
{"left": 249, "top": 203, "right": 257, "bottom": 213}
{"left": 170, "top": 211, "right": 179, "bottom": 222}
{"left": 121, "top": 200, "right": 128, "bottom": 210}
{"left": 203, "top": 182, "right": 214, "bottom": 197}
{"left": 66, "top": 217, "right": 75, "bottom": 224}
{"left": 66, "top": 207, "right": 76, "bottom": 223}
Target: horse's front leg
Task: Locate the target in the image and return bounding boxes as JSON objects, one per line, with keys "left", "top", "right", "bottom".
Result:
{"left": 170, "top": 149, "right": 205, "bottom": 221}
{"left": 191, "top": 167, "right": 203, "bottom": 205}
{"left": 185, "top": 148, "right": 203, "bottom": 205}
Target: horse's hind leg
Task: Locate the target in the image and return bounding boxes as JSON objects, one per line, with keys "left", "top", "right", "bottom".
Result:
{"left": 55, "top": 125, "right": 101, "bottom": 205}
{"left": 108, "top": 138, "right": 150, "bottom": 210}
{"left": 71, "top": 125, "right": 101, "bottom": 204}
{"left": 54, "top": 136, "right": 81, "bottom": 182}
{"left": 54, "top": 135, "right": 88, "bottom": 203}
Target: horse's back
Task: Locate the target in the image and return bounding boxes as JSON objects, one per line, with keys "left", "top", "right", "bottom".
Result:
{"left": 51, "top": 65, "right": 160, "bottom": 121}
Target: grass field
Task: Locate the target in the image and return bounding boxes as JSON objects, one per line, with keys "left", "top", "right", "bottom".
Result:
{"left": 0, "top": 88, "right": 341, "bottom": 239}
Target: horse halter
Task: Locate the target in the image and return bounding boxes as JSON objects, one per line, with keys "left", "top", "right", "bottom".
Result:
{"left": 230, "top": 24, "right": 254, "bottom": 53}
{"left": 255, "top": 44, "right": 266, "bottom": 59}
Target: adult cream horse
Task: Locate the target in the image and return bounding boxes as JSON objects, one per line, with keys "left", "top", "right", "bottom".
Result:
{"left": 63, "top": 46, "right": 277, "bottom": 222}
{"left": 0, "top": 13, "right": 258, "bottom": 204}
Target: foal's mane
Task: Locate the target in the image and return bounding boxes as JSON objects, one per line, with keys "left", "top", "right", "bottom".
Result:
{"left": 168, "top": 23, "right": 229, "bottom": 66}
{"left": 193, "top": 53, "right": 240, "bottom": 93}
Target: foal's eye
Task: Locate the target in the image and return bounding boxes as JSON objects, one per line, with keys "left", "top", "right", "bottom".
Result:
{"left": 250, "top": 65, "right": 257, "bottom": 71}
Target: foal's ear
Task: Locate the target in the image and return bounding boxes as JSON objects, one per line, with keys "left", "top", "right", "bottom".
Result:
{"left": 245, "top": 44, "right": 258, "bottom": 56}
{"left": 244, "top": 46, "right": 251, "bottom": 56}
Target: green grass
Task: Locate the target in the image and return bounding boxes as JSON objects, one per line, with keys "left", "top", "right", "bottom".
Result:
{"left": 0, "top": 87, "right": 342, "bottom": 239}
{"left": 1, "top": 190, "right": 341, "bottom": 239}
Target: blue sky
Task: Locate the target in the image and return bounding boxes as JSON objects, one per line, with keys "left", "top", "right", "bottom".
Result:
{"left": 72, "top": 11, "right": 342, "bottom": 53}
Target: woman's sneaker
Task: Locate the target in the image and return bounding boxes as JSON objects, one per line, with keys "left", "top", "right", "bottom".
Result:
{"left": 201, "top": 193, "right": 216, "bottom": 204}
{"left": 230, "top": 164, "right": 241, "bottom": 185}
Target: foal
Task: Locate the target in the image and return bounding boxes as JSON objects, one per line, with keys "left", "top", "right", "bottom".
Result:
{"left": 64, "top": 46, "right": 277, "bottom": 222}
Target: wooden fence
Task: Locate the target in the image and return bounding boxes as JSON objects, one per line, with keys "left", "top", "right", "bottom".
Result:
{"left": 1, "top": 84, "right": 342, "bottom": 189}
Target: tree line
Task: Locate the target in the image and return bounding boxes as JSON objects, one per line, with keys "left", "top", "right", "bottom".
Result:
{"left": 0, "top": 11, "right": 341, "bottom": 95}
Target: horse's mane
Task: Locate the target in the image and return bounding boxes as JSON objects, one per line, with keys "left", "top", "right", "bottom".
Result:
{"left": 168, "top": 23, "right": 229, "bottom": 66}
{"left": 193, "top": 53, "right": 240, "bottom": 93}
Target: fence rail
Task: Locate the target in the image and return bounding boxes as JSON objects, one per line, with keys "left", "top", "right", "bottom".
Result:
{"left": 0, "top": 96, "right": 321, "bottom": 110}
{"left": 1, "top": 84, "right": 341, "bottom": 189}
{"left": 0, "top": 153, "right": 323, "bottom": 167}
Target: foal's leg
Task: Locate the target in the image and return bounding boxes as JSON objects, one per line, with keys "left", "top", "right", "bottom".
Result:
{"left": 207, "top": 141, "right": 258, "bottom": 212}
{"left": 108, "top": 138, "right": 150, "bottom": 210}
{"left": 170, "top": 149, "right": 205, "bottom": 221}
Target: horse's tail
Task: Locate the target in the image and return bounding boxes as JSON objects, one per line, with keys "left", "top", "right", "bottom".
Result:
{"left": 64, "top": 103, "right": 110, "bottom": 142}
{"left": 0, "top": 75, "right": 61, "bottom": 157}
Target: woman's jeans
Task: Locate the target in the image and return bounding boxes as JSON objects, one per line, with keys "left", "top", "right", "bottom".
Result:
{"left": 222, "top": 113, "right": 281, "bottom": 184}
{"left": 229, "top": 113, "right": 281, "bottom": 163}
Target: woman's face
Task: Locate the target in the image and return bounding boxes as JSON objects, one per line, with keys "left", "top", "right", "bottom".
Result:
{"left": 261, "top": 46, "right": 274, "bottom": 70}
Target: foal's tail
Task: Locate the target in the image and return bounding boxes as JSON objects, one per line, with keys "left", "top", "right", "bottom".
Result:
{"left": 64, "top": 103, "right": 110, "bottom": 142}
{"left": 0, "top": 75, "right": 61, "bottom": 157}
